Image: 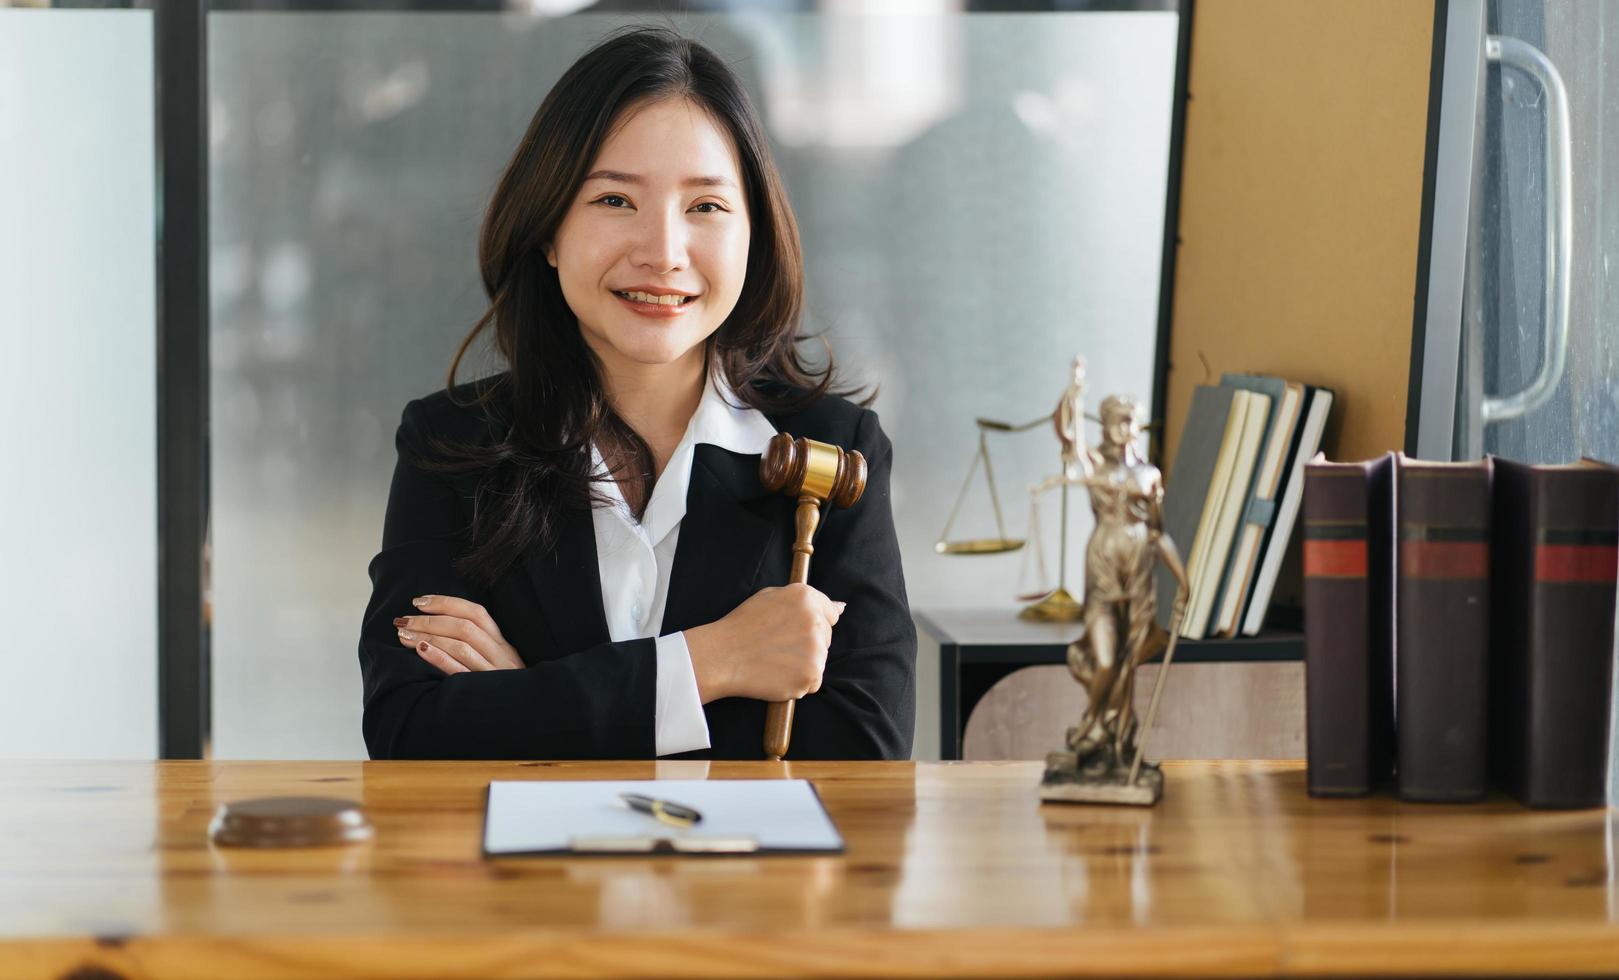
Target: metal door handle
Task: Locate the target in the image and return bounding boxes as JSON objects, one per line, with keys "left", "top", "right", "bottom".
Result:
{"left": 1481, "top": 34, "right": 1572, "bottom": 424}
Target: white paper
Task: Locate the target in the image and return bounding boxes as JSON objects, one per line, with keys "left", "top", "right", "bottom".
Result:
{"left": 483, "top": 779, "right": 843, "bottom": 854}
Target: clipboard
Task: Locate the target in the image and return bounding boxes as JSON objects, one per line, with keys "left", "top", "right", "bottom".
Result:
{"left": 481, "top": 779, "right": 844, "bottom": 857}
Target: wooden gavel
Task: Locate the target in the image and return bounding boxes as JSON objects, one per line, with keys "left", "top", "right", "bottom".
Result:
{"left": 757, "top": 432, "right": 866, "bottom": 761}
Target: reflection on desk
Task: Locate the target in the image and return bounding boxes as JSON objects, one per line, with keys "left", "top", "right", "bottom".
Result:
{"left": 2, "top": 760, "right": 1615, "bottom": 977}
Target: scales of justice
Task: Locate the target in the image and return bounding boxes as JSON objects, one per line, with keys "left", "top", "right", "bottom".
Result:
{"left": 935, "top": 356, "right": 1190, "bottom": 805}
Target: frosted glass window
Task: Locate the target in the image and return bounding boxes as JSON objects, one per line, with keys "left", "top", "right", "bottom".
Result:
{"left": 0, "top": 10, "right": 157, "bottom": 760}
{"left": 208, "top": 10, "right": 1178, "bottom": 759}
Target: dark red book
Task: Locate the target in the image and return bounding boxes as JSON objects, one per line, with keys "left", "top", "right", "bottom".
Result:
{"left": 1303, "top": 452, "right": 1396, "bottom": 796}
{"left": 1490, "top": 457, "right": 1619, "bottom": 808}
{"left": 1395, "top": 456, "right": 1492, "bottom": 802}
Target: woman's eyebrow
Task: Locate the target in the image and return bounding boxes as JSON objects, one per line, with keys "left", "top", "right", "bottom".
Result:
{"left": 584, "top": 169, "right": 736, "bottom": 189}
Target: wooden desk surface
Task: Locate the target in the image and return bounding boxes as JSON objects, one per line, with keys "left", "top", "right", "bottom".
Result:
{"left": 4, "top": 759, "right": 1616, "bottom": 977}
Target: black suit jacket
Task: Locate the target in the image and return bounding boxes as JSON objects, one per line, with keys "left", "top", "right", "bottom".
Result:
{"left": 358, "top": 376, "right": 916, "bottom": 760}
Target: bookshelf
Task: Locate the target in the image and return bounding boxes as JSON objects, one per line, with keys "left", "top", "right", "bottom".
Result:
{"left": 915, "top": 607, "right": 1304, "bottom": 761}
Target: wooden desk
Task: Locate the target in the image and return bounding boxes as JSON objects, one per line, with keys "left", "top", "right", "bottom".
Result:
{"left": 4, "top": 760, "right": 1616, "bottom": 977}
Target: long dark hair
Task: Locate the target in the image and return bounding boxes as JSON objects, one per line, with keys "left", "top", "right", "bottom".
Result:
{"left": 425, "top": 26, "right": 861, "bottom": 586}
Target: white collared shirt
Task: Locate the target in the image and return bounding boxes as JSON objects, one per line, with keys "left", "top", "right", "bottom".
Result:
{"left": 589, "top": 371, "right": 778, "bottom": 757}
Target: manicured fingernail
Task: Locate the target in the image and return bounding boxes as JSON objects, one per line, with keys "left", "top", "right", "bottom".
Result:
{"left": 412, "top": 596, "right": 430, "bottom": 608}
{"left": 416, "top": 641, "right": 429, "bottom": 653}
{"left": 398, "top": 629, "right": 416, "bottom": 641}
{"left": 837, "top": 602, "right": 847, "bottom": 610}
{"left": 392, "top": 617, "right": 410, "bottom": 627}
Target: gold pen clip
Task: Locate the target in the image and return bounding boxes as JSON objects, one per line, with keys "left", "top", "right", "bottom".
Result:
{"left": 650, "top": 799, "right": 694, "bottom": 828}
{"left": 620, "top": 792, "right": 703, "bottom": 828}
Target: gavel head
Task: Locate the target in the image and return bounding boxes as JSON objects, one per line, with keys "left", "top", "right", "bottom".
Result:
{"left": 759, "top": 432, "right": 866, "bottom": 509}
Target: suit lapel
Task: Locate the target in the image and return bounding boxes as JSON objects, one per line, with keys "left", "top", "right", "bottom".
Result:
{"left": 522, "top": 506, "right": 610, "bottom": 655}
{"left": 661, "top": 444, "right": 781, "bottom": 633}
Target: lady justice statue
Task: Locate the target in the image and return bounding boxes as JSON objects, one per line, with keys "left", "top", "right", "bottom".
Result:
{"left": 1037, "top": 357, "right": 1190, "bottom": 806}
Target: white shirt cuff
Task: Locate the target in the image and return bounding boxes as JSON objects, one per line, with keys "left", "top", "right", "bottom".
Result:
{"left": 654, "top": 631, "right": 712, "bottom": 757}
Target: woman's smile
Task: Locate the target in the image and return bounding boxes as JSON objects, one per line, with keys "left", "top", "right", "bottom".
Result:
{"left": 611, "top": 286, "right": 702, "bottom": 318}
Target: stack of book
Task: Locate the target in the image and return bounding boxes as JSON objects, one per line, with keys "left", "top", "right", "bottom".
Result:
{"left": 1302, "top": 453, "right": 1619, "bottom": 808}
{"left": 1157, "top": 375, "right": 1335, "bottom": 637}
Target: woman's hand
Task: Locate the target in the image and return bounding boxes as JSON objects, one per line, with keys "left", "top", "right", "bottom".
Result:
{"left": 684, "top": 583, "right": 845, "bottom": 703}
{"left": 394, "top": 595, "right": 525, "bottom": 673}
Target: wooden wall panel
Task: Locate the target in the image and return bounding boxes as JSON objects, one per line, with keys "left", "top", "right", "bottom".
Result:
{"left": 1164, "top": 0, "right": 1435, "bottom": 468}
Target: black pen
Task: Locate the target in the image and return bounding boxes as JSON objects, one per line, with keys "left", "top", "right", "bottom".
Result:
{"left": 619, "top": 792, "right": 703, "bottom": 826}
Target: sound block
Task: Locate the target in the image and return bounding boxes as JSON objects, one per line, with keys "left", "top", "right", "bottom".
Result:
{"left": 209, "top": 796, "right": 373, "bottom": 848}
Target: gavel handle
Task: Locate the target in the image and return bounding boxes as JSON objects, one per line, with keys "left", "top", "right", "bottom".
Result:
{"left": 764, "top": 495, "right": 822, "bottom": 760}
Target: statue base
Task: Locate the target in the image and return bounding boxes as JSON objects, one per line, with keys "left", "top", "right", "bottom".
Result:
{"left": 1019, "top": 587, "right": 1083, "bottom": 622}
{"left": 1039, "top": 751, "right": 1164, "bottom": 807}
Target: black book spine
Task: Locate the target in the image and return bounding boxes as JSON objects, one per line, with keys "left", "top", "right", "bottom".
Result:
{"left": 1395, "top": 458, "right": 1492, "bottom": 802}
{"left": 1489, "top": 463, "right": 1619, "bottom": 806}
{"left": 1510, "top": 462, "right": 1618, "bottom": 807}
{"left": 1304, "top": 454, "right": 1395, "bottom": 796}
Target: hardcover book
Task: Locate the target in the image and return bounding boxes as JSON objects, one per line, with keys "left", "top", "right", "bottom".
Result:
{"left": 1213, "top": 374, "right": 1304, "bottom": 637}
{"left": 1184, "top": 390, "right": 1270, "bottom": 638}
{"left": 1157, "top": 385, "right": 1241, "bottom": 630}
{"left": 1243, "top": 386, "right": 1334, "bottom": 635}
{"left": 1395, "top": 456, "right": 1492, "bottom": 802}
{"left": 1490, "top": 457, "right": 1619, "bottom": 809}
{"left": 1303, "top": 452, "right": 1395, "bottom": 797}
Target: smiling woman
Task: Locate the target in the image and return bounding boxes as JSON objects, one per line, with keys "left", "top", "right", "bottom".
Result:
{"left": 356, "top": 27, "right": 916, "bottom": 762}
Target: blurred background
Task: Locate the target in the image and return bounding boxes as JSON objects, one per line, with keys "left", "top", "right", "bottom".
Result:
{"left": 2, "top": 1, "right": 1179, "bottom": 759}
{"left": 17, "top": 0, "right": 1606, "bottom": 771}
